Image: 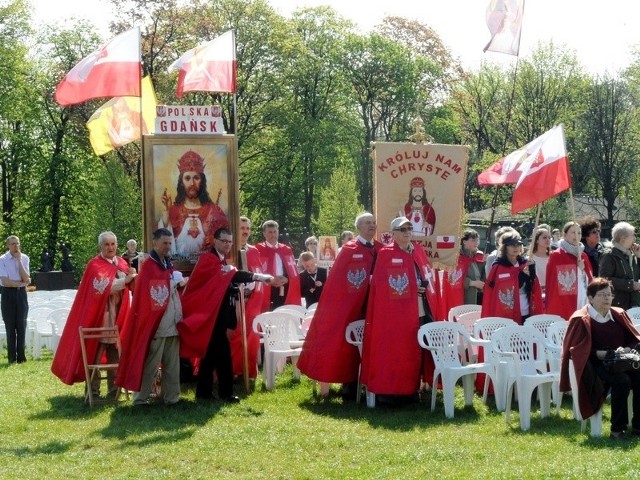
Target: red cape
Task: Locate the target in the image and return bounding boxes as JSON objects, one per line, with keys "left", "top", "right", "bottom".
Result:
{"left": 115, "top": 256, "right": 171, "bottom": 392}
{"left": 255, "top": 242, "right": 301, "bottom": 310}
{"left": 230, "top": 244, "right": 264, "bottom": 378}
{"left": 441, "top": 252, "right": 477, "bottom": 318}
{"left": 297, "top": 239, "right": 380, "bottom": 383}
{"left": 51, "top": 255, "right": 131, "bottom": 385}
{"left": 360, "top": 242, "right": 434, "bottom": 395}
{"left": 177, "top": 252, "right": 236, "bottom": 358}
{"left": 546, "top": 249, "right": 593, "bottom": 320}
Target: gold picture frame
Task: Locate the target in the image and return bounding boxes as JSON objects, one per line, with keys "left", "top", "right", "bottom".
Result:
{"left": 142, "top": 134, "right": 239, "bottom": 272}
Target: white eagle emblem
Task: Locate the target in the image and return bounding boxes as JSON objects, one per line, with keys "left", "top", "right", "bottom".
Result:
{"left": 557, "top": 269, "right": 576, "bottom": 293}
{"left": 150, "top": 284, "right": 169, "bottom": 308}
{"left": 93, "top": 276, "right": 109, "bottom": 295}
{"left": 347, "top": 268, "right": 367, "bottom": 289}
{"left": 388, "top": 273, "right": 410, "bottom": 295}
{"left": 448, "top": 268, "right": 463, "bottom": 285}
{"left": 498, "top": 287, "right": 515, "bottom": 310}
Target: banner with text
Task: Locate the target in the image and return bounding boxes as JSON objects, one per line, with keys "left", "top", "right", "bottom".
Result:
{"left": 155, "top": 105, "right": 225, "bottom": 135}
{"left": 373, "top": 142, "right": 469, "bottom": 270}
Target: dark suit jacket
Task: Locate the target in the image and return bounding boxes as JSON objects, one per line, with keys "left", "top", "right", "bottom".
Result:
{"left": 300, "top": 267, "right": 327, "bottom": 307}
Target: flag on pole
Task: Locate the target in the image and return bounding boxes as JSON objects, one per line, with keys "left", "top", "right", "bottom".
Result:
{"left": 511, "top": 125, "right": 571, "bottom": 214}
{"left": 55, "top": 27, "right": 141, "bottom": 106}
{"left": 483, "top": 0, "right": 525, "bottom": 56}
{"left": 478, "top": 150, "right": 529, "bottom": 186}
{"left": 86, "top": 76, "right": 157, "bottom": 156}
{"left": 169, "top": 30, "right": 236, "bottom": 98}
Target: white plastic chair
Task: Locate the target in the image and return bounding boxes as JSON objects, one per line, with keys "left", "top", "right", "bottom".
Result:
{"left": 447, "top": 304, "right": 482, "bottom": 323}
{"left": 29, "top": 306, "right": 54, "bottom": 359}
{"left": 273, "top": 308, "right": 306, "bottom": 340}
{"left": 48, "top": 308, "right": 71, "bottom": 353}
{"left": 345, "top": 319, "right": 366, "bottom": 404}
{"left": 453, "top": 310, "right": 482, "bottom": 363}
{"left": 306, "top": 303, "right": 318, "bottom": 313}
{"left": 0, "top": 323, "right": 6, "bottom": 352}
{"left": 261, "top": 313, "right": 303, "bottom": 390}
{"left": 524, "top": 314, "right": 565, "bottom": 337}
{"left": 473, "top": 316, "right": 517, "bottom": 411}
{"left": 626, "top": 307, "right": 640, "bottom": 327}
{"left": 274, "top": 304, "right": 306, "bottom": 315}
{"left": 417, "top": 322, "right": 495, "bottom": 418}
{"left": 568, "top": 359, "right": 603, "bottom": 436}
{"left": 544, "top": 321, "right": 568, "bottom": 410}
{"left": 491, "top": 325, "right": 559, "bottom": 430}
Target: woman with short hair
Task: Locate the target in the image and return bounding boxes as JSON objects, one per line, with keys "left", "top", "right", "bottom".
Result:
{"left": 599, "top": 221, "right": 640, "bottom": 309}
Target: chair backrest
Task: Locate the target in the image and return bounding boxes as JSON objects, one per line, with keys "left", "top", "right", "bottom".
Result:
{"left": 473, "top": 317, "right": 516, "bottom": 340}
{"left": 448, "top": 304, "right": 482, "bottom": 322}
{"left": 626, "top": 307, "right": 640, "bottom": 325}
{"left": 48, "top": 308, "right": 71, "bottom": 333}
{"left": 306, "top": 302, "right": 318, "bottom": 313}
{"left": 253, "top": 311, "right": 301, "bottom": 342}
{"left": 300, "top": 315, "right": 314, "bottom": 337}
{"left": 345, "top": 319, "right": 366, "bottom": 355}
{"left": 262, "top": 317, "right": 293, "bottom": 352}
{"left": 491, "top": 325, "right": 545, "bottom": 375}
{"left": 417, "top": 322, "right": 468, "bottom": 369}
{"left": 274, "top": 304, "right": 306, "bottom": 315}
{"left": 524, "top": 314, "right": 565, "bottom": 338}
{"left": 454, "top": 311, "right": 481, "bottom": 336}
{"left": 29, "top": 307, "right": 54, "bottom": 334}
{"left": 545, "top": 320, "right": 568, "bottom": 351}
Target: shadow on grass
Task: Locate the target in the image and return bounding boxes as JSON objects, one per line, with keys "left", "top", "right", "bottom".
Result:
{"left": 31, "top": 394, "right": 108, "bottom": 420}
{"left": 0, "top": 439, "right": 73, "bottom": 457}
{"left": 298, "top": 388, "right": 486, "bottom": 432}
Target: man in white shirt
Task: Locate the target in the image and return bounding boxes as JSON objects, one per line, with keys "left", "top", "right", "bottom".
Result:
{"left": 0, "top": 235, "right": 30, "bottom": 364}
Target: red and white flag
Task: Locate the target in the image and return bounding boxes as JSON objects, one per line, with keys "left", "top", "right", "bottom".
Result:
{"left": 483, "top": 0, "right": 524, "bottom": 56}
{"left": 511, "top": 125, "right": 571, "bottom": 214}
{"left": 436, "top": 236, "right": 456, "bottom": 249}
{"left": 478, "top": 149, "right": 529, "bottom": 186}
{"left": 55, "top": 28, "right": 141, "bottom": 106}
{"left": 169, "top": 30, "right": 236, "bottom": 98}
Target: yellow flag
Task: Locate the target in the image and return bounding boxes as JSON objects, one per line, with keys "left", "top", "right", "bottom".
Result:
{"left": 87, "top": 76, "right": 157, "bottom": 156}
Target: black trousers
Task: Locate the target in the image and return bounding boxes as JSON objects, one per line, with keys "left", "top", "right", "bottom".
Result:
{"left": 196, "top": 324, "right": 233, "bottom": 399}
{"left": 596, "top": 364, "right": 640, "bottom": 432}
{"left": 269, "top": 284, "right": 288, "bottom": 310}
{"left": 1, "top": 287, "right": 29, "bottom": 363}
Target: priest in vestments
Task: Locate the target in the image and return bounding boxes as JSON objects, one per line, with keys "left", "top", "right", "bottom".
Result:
{"left": 51, "top": 231, "right": 135, "bottom": 394}
{"left": 297, "top": 212, "right": 380, "bottom": 393}
{"left": 255, "top": 219, "right": 301, "bottom": 310}
{"left": 360, "top": 217, "right": 439, "bottom": 405}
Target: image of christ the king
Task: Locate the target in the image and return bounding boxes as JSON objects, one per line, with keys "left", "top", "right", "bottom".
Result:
{"left": 157, "top": 150, "right": 229, "bottom": 257}
{"left": 404, "top": 176, "right": 436, "bottom": 236}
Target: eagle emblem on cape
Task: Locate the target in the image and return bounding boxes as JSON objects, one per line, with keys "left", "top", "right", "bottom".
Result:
{"left": 389, "top": 273, "right": 409, "bottom": 296}
{"left": 498, "top": 287, "right": 515, "bottom": 310}
{"left": 557, "top": 268, "right": 576, "bottom": 293}
{"left": 150, "top": 284, "right": 169, "bottom": 308}
{"left": 93, "top": 276, "right": 110, "bottom": 295}
{"left": 448, "top": 268, "right": 463, "bottom": 285}
{"left": 347, "top": 268, "right": 367, "bottom": 289}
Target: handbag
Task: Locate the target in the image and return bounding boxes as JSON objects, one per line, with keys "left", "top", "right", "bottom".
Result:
{"left": 603, "top": 348, "right": 640, "bottom": 374}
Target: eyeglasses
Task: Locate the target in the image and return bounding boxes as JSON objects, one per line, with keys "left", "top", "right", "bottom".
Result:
{"left": 216, "top": 239, "right": 233, "bottom": 244}
{"left": 594, "top": 292, "right": 614, "bottom": 299}
{"left": 589, "top": 229, "right": 601, "bottom": 235}
{"left": 394, "top": 227, "right": 413, "bottom": 232}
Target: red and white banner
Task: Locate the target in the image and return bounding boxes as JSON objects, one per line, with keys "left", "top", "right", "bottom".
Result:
{"left": 169, "top": 30, "right": 236, "bottom": 98}
{"left": 483, "top": 0, "right": 524, "bottom": 56}
{"left": 511, "top": 124, "right": 571, "bottom": 213}
{"left": 55, "top": 27, "right": 141, "bottom": 106}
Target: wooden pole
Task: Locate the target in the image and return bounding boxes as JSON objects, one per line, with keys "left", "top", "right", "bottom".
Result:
{"left": 237, "top": 284, "right": 250, "bottom": 393}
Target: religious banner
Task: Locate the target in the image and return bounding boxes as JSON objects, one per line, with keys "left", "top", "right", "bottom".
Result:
{"left": 316, "top": 235, "right": 337, "bottom": 269}
{"left": 373, "top": 142, "right": 469, "bottom": 270}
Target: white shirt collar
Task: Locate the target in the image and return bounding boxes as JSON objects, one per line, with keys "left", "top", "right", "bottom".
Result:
{"left": 587, "top": 304, "right": 613, "bottom": 324}
{"left": 265, "top": 241, "right": 279, "bottom": 249}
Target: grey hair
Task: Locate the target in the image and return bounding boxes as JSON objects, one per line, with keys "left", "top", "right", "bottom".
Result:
{"left": 98, "top": 231, "right": 117, "bottom": 246}
{"left": 612, "top": 222, "right": 635, "bottom": 243}
{"left": 354, "top": 212, "right": 374, "bottom": 229}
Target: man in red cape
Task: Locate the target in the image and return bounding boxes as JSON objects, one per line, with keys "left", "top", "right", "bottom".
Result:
{"left": 360, "top": 217, "right": 440, "bottom": 405}
{"left": 115, "top": 228, "right": 183, "bottom": 405}
{"left": 179, "top": 227, "right": 272, "bottom": 401}
{"left": 51, "top": 231, "right": 135, "bottom": 394}
{"left": 297, "top": 212, "right": 380, "bottom": 395}
{"left": 255, "top": 220, "right": 301, "bottom": 311}
{"left": 229, "top": 216, "right": 265, "bottom": 380}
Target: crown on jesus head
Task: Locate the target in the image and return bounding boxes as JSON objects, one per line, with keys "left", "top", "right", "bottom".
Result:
{"left": 178, "top": 151, "right": 205, "bottom": 174}
{"left": 410, "top": 177, "right": 424, "bottom": 188}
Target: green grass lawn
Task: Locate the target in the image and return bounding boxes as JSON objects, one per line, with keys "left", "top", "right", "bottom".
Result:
{"left": 1, "top": 349, "right": 639, "bottom": 479}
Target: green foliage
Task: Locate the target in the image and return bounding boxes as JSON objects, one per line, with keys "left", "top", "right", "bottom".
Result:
{"left": 315, "top": 164, "right": 364, "bottom": 237}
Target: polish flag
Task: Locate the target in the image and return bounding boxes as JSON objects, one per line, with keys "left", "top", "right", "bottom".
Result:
{"left": 169, "top": 30, "right": 236, "bottom": 98}
{"left": 436, "top": 236, "right": 456, "bottom": 249}
{"left": 55, "top": 28, "right": 141, "bottom": 106}
{"left": 477, "top": 149, "right": 529, "bottom": 186}
{"left": 511, "top": 125, "right": 571, "bottom": 213}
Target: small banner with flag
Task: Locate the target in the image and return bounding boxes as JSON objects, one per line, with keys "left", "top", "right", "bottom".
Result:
{"left": 436, "top": 236, "right": 456, "bottom": 249}
{"left": 483, "top": 0, "right": 524, "bottom": 56}
{"left": 55, "top": 27, "right": 141, "bottom": 106}
{"left": 169, "top": 30, "right": 237, "bottom": 98}
{"left": 86, "top": 76, "right": 157, "bottom": 156}
{"left": 511, "top": 124, "right": 571, "bottom": 213}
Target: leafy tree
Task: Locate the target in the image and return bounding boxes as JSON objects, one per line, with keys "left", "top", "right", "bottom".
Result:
{"left": 315, "top": 164, "right": 364, "bottom": 237}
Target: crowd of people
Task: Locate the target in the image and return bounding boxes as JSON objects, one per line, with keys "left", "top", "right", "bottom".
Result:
{"left": 4, "top": 211, "right": 640, "bottom": 437}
